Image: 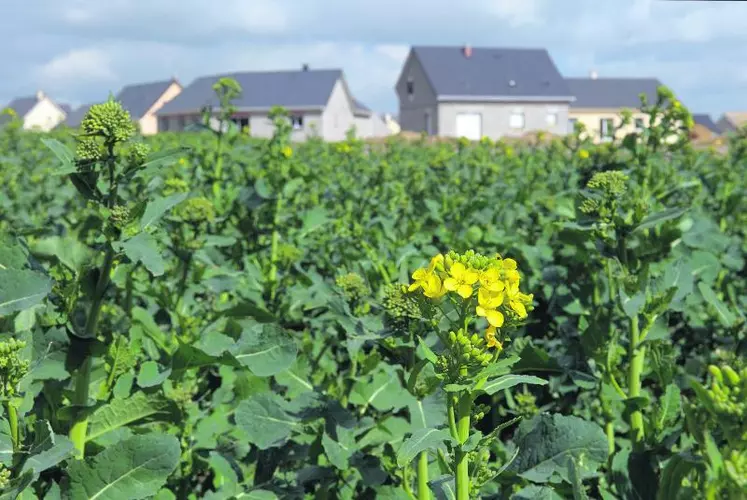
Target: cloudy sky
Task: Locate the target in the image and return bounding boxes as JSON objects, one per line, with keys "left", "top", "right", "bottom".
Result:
{"left": 2, "top": 0, "right": 746, "bottom": 117}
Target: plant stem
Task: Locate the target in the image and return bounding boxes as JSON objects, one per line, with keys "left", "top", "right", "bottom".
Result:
{"left": 418, "top": 451, "right": 430, "bottom": 500}
{"left": 455, "top": 391, "right": 472, "bottom": 500}
{"left": 402, "top": 463, "right": 416, "bottom": 500}
{"left": 4, "top": 402, "right": 19, "bottom": 453}
{"left": 628, "top": 315, "right": 646, "bottom": 449}
{"left": 268, "top": 194, "right": 283, "bottom": 304}
{"left": 605, "top": 421, "right": 615, "bottom": 457}
{"left": 69, "top": 245, "right": 115, "bottom": 458}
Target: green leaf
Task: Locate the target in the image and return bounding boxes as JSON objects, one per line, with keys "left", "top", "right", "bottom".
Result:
{"left": 229, "top": 324, "right": 298, "bottom": 377}
{"left": 632, "top": 207, "right": 687, "bottom": 233}
{"left": 140, "top": 193, "right": 188, "bottom": 230}
{"left": 428, "top": 475, "right": 456, "bottom": 500}
{"left": 417, "top": 337, "right": 438, "bottom": 364}
{"left": 396, "top": 428, "right": 453, "bottom": 467}
{"left": 480, "top": 375, "right": 547, "bottom": 395}
{"left": 656, "top": 454, "right": 700, "bottom": 500}
{"left": 41, "top": 138, "right": 76, "bottom": 175}
{"left": 66, "top": 434, "right": 180, "bottom": 500}
{"left": 409, "top": 392, "right": 447, "bottom": 432}
{"left": 115, "top": 233, "right": 165, "bottom": 277}
{"left": 298, "top": 207, "right": 330, "bottom": 238}
{"left": 87, "top": 392, "right": 178, "bottom": 443}
{"left": 0, "top": 233, "right": 28, "bottom": 270}
{"left": 137, "top": 148, "right": 189, "bottom": 176}
{"left": 0, "top": 268, "right": 52, "bottom": 316}
{"left": 254, "top": 178, "right": 273, "bottom": 199}
{"left": 235, "top": 491, "right": 278, "bottom": 500}
{"left": 32, "top": 236, "right": 95, "bottom": 272}
{"left": 697, "top": 282, "right": 736, "bottom": 326}
{"left": 654, "top": 383, "right": 681, "bottom": 433}
{"left": 511, "top": 485, "right": 564, "bottom": 500}
{"left": 322, "top": 427, "right": 356, "bottom": 470}
{"left": 20, "top": 421, "right": 75, "bottom": 476}
{"left": 507, "top": 414, "right": 608, "bottom": 483}
{"left": 349, "top": 368, "right": 411, "bottom": 412}
{"left": 234, "top": 393, "right": 298, "bottom": 450}
{"left": 136, "top": 361, "right": 172, "bottom": 388}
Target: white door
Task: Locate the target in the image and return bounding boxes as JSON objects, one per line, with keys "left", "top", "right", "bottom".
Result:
{"left": 456, "top": 113, "right": 481, "bottom": 140}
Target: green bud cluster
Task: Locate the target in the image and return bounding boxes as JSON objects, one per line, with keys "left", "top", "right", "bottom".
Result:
{"left": 472, "top": 402, "right": 490, "bottom": 423}
{"left": 163, "top": 177, "right": 190, "bottom": 195}
{"left": 446, "top": 249, "right": 492, "bottom": 271}
{"left": 80, "top": 100, "right": 136, "bottom": 142}
{"left": 0, "top": 466, "right": 10, "bottom": 489}
{"left": 335, "top": 272, "right": 370, "bottom": 302}
{"left": 441, "top": 329, "right": 492, "bottom": 372}
{"left": 706, "top": 365, "right": 745, "bottom": 418}
{"left": 468, "top": 447, "right": 495, "bottom": 497}
{"left": 515, "top": 391, "right": 539, "bottom": 419}
{"left": 382, "top": 284, "right": 421, "bottom": 320}
{"left": 109, "top": 205, "right": 131, "bottom": 229}
{"left": 128, "top": 142, "right": 150, "bottom": 165}
{"left": 277, "top": 243, "right": 303, "bottom": 267}
{"left": 75, "top": 137, "right": 104, "bottom": 162}
{"left": 724, "top": 448, "right": 747, "bottom": 493}
{"left": 587, "top": 171, "right": 629, "bottom": 197}
{"left": 177, "top": 197, "right": 215, "bottom": 224}
{"left": 0, "top": 338, "right": 29, "bottom": 397}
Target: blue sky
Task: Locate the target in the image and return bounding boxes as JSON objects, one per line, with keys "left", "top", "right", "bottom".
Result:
{"left": 2, "top": 0, "right": 746, "bottom": 118}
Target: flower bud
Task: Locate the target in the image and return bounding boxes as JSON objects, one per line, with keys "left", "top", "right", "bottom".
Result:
{"left": 722, "top": 366, "right": 740, "bottom": 386}
{"left": 708, "top": 365, "right": 724, "bottom": 384}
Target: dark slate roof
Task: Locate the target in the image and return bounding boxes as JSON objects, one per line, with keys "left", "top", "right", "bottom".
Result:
{"left": 158, "top": 69, "right": 343, "bottom": 115}
{"left": 693, "top": 114, "right": 721, "bottom": 134}
{"left": 116, "top": 79, "right": 177, "bottom": 119}
{"left": 410, "top": 46, "right": 573, "bottom": 101}
{"left": 64, "top": 103, "right": 95, "bottom": 127}
{"left": 3, "top": 96, "right": 37, "bottom": 117}
{"left": 566, "top": 78, "right": 662, "bottom": 109}
{"left": 353, "top": 99, "right": 369, "bottom": 111}
{"left": 59, "top": 103, "right": 72, "bottom": 115}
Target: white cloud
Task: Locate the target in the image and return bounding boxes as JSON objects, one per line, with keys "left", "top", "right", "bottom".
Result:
{"left": 484, "top": 0, "right": 545, "bottom": 27}
{"left": 37, "top": 48, "right": 116, "bottom": 83}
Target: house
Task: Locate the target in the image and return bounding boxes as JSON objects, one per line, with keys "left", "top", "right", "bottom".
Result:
{"left": 716, "top": 112, "right": 747, "bottom": 134}
{"left": 382, "top": 113, "right": 401, "bottom": 135}
{"left": 156, "top": 66, "right": 380, "bottom": 141}
{"left": 566, "top": 74, "right": 662, "bottom": 142}
{"left": 116, "top": 78, "right": 182, "bottom": 135}
{"left": 0, "top": 91, "right": 67, "bottom": 131}
{"left": 395, "top": 45, "right": 574, "bottom": 140}
{"left": 352, "top": 99, "right": 392, "bottom": 138}
{"left": 691, "top": 114, "right": 721, "bottom": 141}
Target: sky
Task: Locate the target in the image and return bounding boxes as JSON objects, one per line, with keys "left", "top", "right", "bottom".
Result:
{"left": 2, "top": 0, "right": 746, "bottom": 117}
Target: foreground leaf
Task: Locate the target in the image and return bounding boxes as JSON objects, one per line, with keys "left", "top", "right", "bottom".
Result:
{"left": 234, "top": 393, "right": 298, "bottom": 449}
{"left": 67, "top": 434, "right": 180, "bottom": 500}
{"left": 230, "top": 323, "right": 298, "bottom": 377}
{"left": 396, "top": 428, "right": 453, "bottom": 467}
{"left": 479, "top": 374, "right": 547, "bottom": 395}
{"left": 0, "top": 268, "right": 52, "bottom": 316}
{"left": 86, "top": 392, "right": 178, "bottom": 443}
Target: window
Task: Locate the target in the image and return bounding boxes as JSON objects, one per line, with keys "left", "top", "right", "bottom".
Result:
{"left": 509, "top": 112, "right": 525, "bottom": 130}
{"left": 600, "top": 118, "right": 614, "bottom": 140}
{"left": 160, "top": 117, "right": 170, "bottom": 132}
{"left": 291, "top": 115, "right": 304, "bottom": 130}
{"left": 546, "top": 112, "right": 558, "bottom": 126}
{"left": 406, "top": 78, "right": 414, "bottom": 100}
{"left": 456, "top": 113, "right": 481, "bottom": 141}
{"left": 634, "top": 118, "right": 644, "bottom": 130}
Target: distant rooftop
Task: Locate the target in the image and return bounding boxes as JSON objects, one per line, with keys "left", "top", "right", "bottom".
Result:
{"left": 116, "top": 79, "right": 179, "bottom": 119}
{"left": 566, "top": 77, "right": 662, "bottom": 109}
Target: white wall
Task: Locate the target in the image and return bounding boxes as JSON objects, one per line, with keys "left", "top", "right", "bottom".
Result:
{"left": 24, "top": 99, "right": 66, "bottom": 132}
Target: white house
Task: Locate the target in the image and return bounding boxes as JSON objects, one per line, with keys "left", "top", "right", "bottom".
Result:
{"left": 1, "top": 91, "right": 67, "bottom": 131}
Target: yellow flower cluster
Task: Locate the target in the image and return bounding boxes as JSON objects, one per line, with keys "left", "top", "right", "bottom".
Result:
{"left": 408, "top": 251, "right": 534, "bottom": 345}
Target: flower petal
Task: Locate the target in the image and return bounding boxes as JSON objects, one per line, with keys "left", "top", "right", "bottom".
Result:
{"left": 486, "top": 309, "right": 505, "bottom": 327}
{"left": 464, "top": 270, "right": 479, "bottom": 285}
{"left": 443, "top": 277, "right": 459, "bottom": 291}
{"left": 457, "top": 284, "right": 473, "bottom": 298}
{"left": 510, "top": 300, "right": 527, "bottom": 319}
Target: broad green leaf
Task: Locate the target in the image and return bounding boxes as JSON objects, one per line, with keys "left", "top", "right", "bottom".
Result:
{"left": 697, "top": 282, "right": 736, "bottom": 326}
{"left": 230, "top": 324, "right": 298, "bottom": 377}
{"left": 322, "top": 427, "right": 356, "bottom": 470}
{"left": 349, "top": 368, "right": 411, "bottom": 412}
{"left": 136, "top": 361, "right": 172, "bottom": 388}
{"left": 131, "top": 308, "right": 168, "bottom": 350}
{"left": 479, "top": 374, "right": 547, "bottom": 395}
{"left": 140, "top": 193, "right": 188, "bottom": 230}
{"left": 0, "top": 233, "right": 27, "bottom": 270}
{"left": 234, "top": 393, "right": 298, "bottom": 449}
{"left": 42, "top": 138, "right": 76, "bottom": 174}
{"left": 137, "top": 147, "right": 189, "bottom": 176}
{"left": 0, "top": 269, "right": 52, "bottom": 316}
{"left": 409, "top": 392, "right": 447, "bottom": 431}
{"left": 66, "top": 434, "right": 180, "bottom": 500}
{"left": 115, "top": 233, "right": 165, "bottom": 276}
{"left": 654, "top": 383, "right": 681, "bottom": 433}
{"left": 507, "top": 414, "right": 608, "bottom": 483}
{"left": 235, "top": 491, "right": 278, "bottom": 500}
{"left": 20, "top": 421, "right": 75, "bottom": 476}
{"left": 87, "top": 392, "right": 178, "bottom": 443}
{"left": 428, "top": 475, "right": 456, "bottom": 500}
{"left": 656, "top": 454, "right": 700, "bottom": 500}
{"left": 396, "top": 428, "right": 453, "bottom": 467}
{"left": 32, "top": 236, "right": 94, "bottom": 272}
{"left": 511, "top": 485, "right": 564, "bottom": 500}
{"left": 298, "top": 207, "right": 330, "bottom": 238}
{"left": 632, "top": 207, "right": 687, "bottom": 233}
{"left": 417, "top": 337, "right": 438, "bottom": 364}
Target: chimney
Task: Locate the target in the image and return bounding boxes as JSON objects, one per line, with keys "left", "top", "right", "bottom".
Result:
{"left": 463, "top": 45, "right": 472, "bottom": 58}
{"left": 36, "top": 90, "right": 45, "bottom": 101}
{"left": 302, "top": 63, "right": 309, "bottom": 71}
{"left": 590, "top": 70, "right": 598, "bottom": 80}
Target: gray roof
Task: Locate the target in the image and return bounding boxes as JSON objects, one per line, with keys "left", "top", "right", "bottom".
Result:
{"left": 158, "top": 69, "right": 344, "bottom": 115}
{"left": 64, "top": 103, "right": 94, "bottom": 128}
{"left": 566, "top": 77, "right": 662, "bottom": 109}
{"left": 2, "top": 96, "right": 37, "bottom": 117}
{"left": 410, "top": 46, "right": 573, "bottom": 101}
{"left": 692, "top": 114, "right": 720, "bottom": 134}
{"left": 116, "top": 79, "right": 178, "bottom": 119}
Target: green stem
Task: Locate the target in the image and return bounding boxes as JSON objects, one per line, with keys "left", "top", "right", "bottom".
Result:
{"left": 268, "top": 194, "right": 283, "bottom": 304}
{"left": 4, "top": 402, "right": 19, "bottom": 453}
{"left": 628, "top": 315, "right": 646, "bottom": 449}
{"left": 605, "top": 420, "right": 615, "bottom": 457}
{"left": 418, "top": 451, "right": 430, "bottom": 500}
{"left": 455, "top": 391, "right": 472, "bottom": 500}
{"left": 402, "top": 463, "right": 416, "bottom": 500}
{"left": 69, "top": 245, "right": 115, "bottom": 458}
{"left": 605, "top": 259, "right": 615, "bottom": 303}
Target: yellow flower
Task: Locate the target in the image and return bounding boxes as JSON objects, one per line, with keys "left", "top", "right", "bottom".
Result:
{"left": 444, "top": 262, "right": 479, "bottom": 298}
{"left": 485, "top": 326, "right": 503, "bottom": 350}
{"left": 476, "top": 288, "right": 505, "bottom": 327}
{"left": 478, "top": 267, "right": 506, "bottom": 293}
{"left": 578, "top": 149, "right": 590, "bottom": 160}
{"left": 506, "top": 282, "right": 531, "bottom": 319}
{"left": 408, "top": 253, "right": 446, "bottom": 297}
{"left": 282, "top": 146, "right": 293, "bottom": 158}
{"left": 422, "top": 273, "right": 447, "bottom": 299}
{"left": 498, "top": 258, "right": 520, "bottom": 284}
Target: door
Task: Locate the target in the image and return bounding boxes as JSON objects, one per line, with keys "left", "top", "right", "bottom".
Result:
{"left": 456, "top": 113, "right": 481, "bottom": 140}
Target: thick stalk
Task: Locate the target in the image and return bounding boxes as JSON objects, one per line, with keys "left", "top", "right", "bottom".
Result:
{"left": 455, "top": 391, "right": 472, "bottom": 500}
{"left": 4, "top": 402, "right": 19, "bottom": 453}
{"left": 628, "top": 315, "right": 646, "bottom": 448}
{"left": 69, "top": 246, "right": 115, "bottom": 458}
{"left": 268, "top": 194, "right": 283, "bottom": 303}
{"left": 605, "top": 421, "right": 615, "bottom": 457}
{"left": 418, "top": 451, "right": 430, "bottom": 500}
